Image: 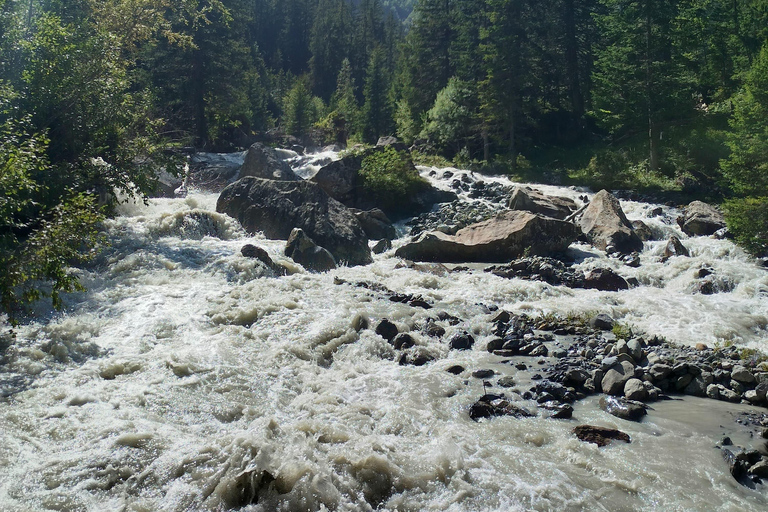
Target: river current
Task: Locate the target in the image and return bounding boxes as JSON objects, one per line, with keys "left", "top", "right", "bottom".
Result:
{"left": 1, "top": 150, "right": 767, "bottom": 511}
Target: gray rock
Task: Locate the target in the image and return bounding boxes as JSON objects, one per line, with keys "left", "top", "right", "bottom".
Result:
{"left": 707, "top": 384, "right": 721, "bottom": 400}
{"left": 662, "top": 235, "right": 690, "bottom": 261}
{"left": 573, "top": 425, "right": 631, "bottom": 446}
{"left": 601, "top": 361, "right": 636, "bottom": 396}
{"left": 564, "top": 368, "right": 591, "bottom": 386}
{"left": 284, "top": 229, "right": 337, "bottom": 272}
{"left": 756, "top": 382, "right": 768, "bottom": 402}
{"left": 599, "top": 395, "right": 648, "bottom": 421}
{"left": 631, "top": 220, "right": 654, "bottom": 241}
{"left": 578, "top": 190, "right": 644, "bottom": 253}
{"left": 744, "top": 390, "right": 761, "bottom": 404}
{"left": 649, "top": 364, "right": 673, "bottom": 382}
{"left": 351, "top": 208, "right": 396, "bottom": 241}
{"left": 376, "top": 136, "right": 408, "bottom": 151}
{"left": 372, "top": 238, "right": 392, "bottom": 254}
{"left": 395, "top": 211, "right": 581, "bottom": 263}
{"left": 240, "top": 142, "right": 300, "bottom": 181}
{"left": 217, "top": 177, "right": 372, "bottom": 266}
{"left": 448, "top": 332, "right": 475, "bottom": 350}
{"left": 497, "top": 376, "right": 516, "bottom": 388}
{"left": 590, "top": 313, "right": 615, "bottom": 330}
{"left": 507, "top": 186, "right": 577, "bottom": 220}
{"left": 392, "top": 333, "right": 416, "bottom": 350}
{"left": 241, "top": 244, "right": 286, "bottom": 275}
{"left": 624, "top": 378, "right": 648, "bottom": 401}
{"left": 720, "top": 386, "right": 741, "bottom": 403}
{"left": 731, "top": 365, "right": 756, "bottom": 384}
{"left": 748, "top": 460, "right": 768, "bottom": 478}
{"left": 626, "top": 339, "right": 644, "bottom": 362}
{"left": 684, "top": 376, "right": 708, "bottom": 397}
{"left": 677, "top": 201, "right": 726, "bottom": 236}
{"left": 583, "top": 267, "right": 629, "bottom": 291}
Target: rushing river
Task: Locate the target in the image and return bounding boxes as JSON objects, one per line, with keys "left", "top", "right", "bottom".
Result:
{"left": 1, "top": 151, "right": 767, "bottom": 511}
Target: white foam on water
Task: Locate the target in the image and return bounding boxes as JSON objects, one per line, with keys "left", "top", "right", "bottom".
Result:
{"left": 1, "top": 159, "right": 767, "bottom": 511}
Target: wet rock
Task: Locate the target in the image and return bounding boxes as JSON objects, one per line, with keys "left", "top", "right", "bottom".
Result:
{"left": 446, "top": 365, "right": 465, "bottom": 375}
{"left": 424, "top": 321, "right": 446, "bottom": 338}
{"left": 578, "top": 190, "right": 644, "bottom": 253}
{"left": 217, "top": 177, "right": 372, "bottom": 266}
{"left": 583, "top": 268, "right": 629, "bottom": 291}
{"left": 239, "top": 142, "right": 300, "bottom": 181}
{"left": 473, "top": 369, "right": 496, "bottom": 379}
{"left": 398, "top": 347, "right": 435, "bottom": 366}
{"left": 507, "top": 186, "right": 577, "bottom": 220}
{"left": 351, "top": 208, "right": 397, "bottom": 241}
{"left": 448, "top": 332, "right": 475, "bottom": 350}
{"left": 392, "top": 333, "right": 415, "bottom": 350}
{"left": 541, "top": 402, "right": 574, "bottom": 419}
{"left": 573, "top": 425, "right": 631, "bottom": 447}
{"left": 678, "top": 201, "right": 726, "bottom": 236}
{"left": 631, "top": 220, "right": 654, "bottom": 241}
{"left": 564, "top": 368, "right": 591, "bottom": 386}
{"left": 599, "top": 395, "right": 648, "bottom": 421}
{"left": 372, "top": 238, "right": 392, "bottom": 254}
{"left": 694, "top": 266, "right": 714, "bottom": 279}
{"left": 684, "top": 376, "right": 709, "bottom": 397}
{"left": 486, "top": 256, "right": 583, "bottom": 287}
{"left": 497, "top": 376, "right": 516, "bottom": 387}
{"left": 284, "top": 228, "right": 337, "bottom": 272}
{"left": 624, "top": 378, "right": 648, "bottom": 401}
{"left": 748, "top": 460, "right": 768, "bottom": 478}
{"left": 241, "top": 244, "right": 287, "bottom": 275}
{"left": 590, "top": 314, "right": 615, "bottom": 330}
{"left": 601, "top": 361, "right": 636, "bottom": 395}
{"left": 661, "top": 236, "right": 690, "bottom": 261}
{"left": 375, "top": 319, "right": 399, "bottom": 342}
{"left": 469, "top": 396, "right": 534, "bottom": 421}
{"left": 396, "top": 211, "right": 581, "bottom": 263}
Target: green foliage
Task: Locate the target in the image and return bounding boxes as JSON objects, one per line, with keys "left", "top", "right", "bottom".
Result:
{"left": 359, "top": 147, "right": 428, "bottom": 211}
{"left": 612, "top": 322, "right": 634, "bottom": 341}
{"left": 420, "top": 77, "right": 477, "bottom": 155}
{"left": 723, "top": 197, "right": 768, "bottom": 257}
{"left": 721, "top": 42, "right": 768, "bottom": 196}
{"left": 394, "top": 99, "right": 418, "bottom": 146}
{"left": 361, "top": 47, "right": 394, "bottom": 142}
{"left": 283, "top": 78, "right": 319, "bottom": 136}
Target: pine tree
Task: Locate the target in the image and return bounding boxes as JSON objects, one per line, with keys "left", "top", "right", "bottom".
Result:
{"left": 362, "top": 47, "right": 393, "bottom": 142}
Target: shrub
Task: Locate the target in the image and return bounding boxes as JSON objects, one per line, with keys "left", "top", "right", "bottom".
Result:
{"left": 359, "top": 147, "right": 428, "bottom": 212}
{"left": 723, "top": 197, "right": 768, "bottom": 257}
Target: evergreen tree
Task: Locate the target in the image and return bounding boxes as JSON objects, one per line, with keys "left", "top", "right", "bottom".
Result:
{"left": 362, "top": 47, "right": 393, "bottom": 142}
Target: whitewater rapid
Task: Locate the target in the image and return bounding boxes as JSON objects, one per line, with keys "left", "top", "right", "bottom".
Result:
{"left": 1, "top": 154, "right": 767, "bottom": 511}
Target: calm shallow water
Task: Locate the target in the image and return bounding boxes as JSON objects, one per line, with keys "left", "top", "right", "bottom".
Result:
{"left": 1, "top": 156, "right": 767, "bottom": 511}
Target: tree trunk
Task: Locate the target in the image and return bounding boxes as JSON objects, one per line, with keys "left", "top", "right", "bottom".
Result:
{"left": 645, "top": 0, "right": 658, "bottom": 171}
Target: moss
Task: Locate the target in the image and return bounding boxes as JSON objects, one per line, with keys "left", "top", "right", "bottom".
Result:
{"left": 359, "top": 147, "right": 429, "bottom": 212}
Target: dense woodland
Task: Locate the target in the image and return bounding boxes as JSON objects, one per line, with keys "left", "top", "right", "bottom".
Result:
{"left": 1, "top": 0, "right": 767, "bottom": 317}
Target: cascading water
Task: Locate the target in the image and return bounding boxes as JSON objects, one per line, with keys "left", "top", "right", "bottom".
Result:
{"left": 1, "top": 151, "right": 767, "bottom": 511}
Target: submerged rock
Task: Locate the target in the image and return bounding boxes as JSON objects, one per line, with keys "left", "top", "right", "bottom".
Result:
{"left": 599, "top": 396, "right": 648, "bottom": 421}
{"left": 573, "top": 425, "right": 631, "bottom": 446}
{"left": 583, "top": 267, "right": 629, "bottom": 291}
{"left": 662, "top": 236, "right": 690, "bottom": 261}
{"left": 469, "top": 395, "right": 535, "bottom": 421}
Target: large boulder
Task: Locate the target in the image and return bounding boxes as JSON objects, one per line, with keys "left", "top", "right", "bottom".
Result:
{"left": 583, "top": 267, "right": 629, "bottom": 291}
{"left": 189, "top": 152, "right": 245, "bottom": 191}
{"left": 239, "top": 142, "right": 300, "bottom": 181}
{"left": 395, "top": 211, "right": 580, "bottom": 263}
{"left": 677, "top": 201, "right": 726, "bottom": 236}
{"left": 578, "top": 190, "right": 643, "bottom": 253}
{"left": 507, "top": 186, "right": 577, "bottom": 220}
{"left": 217, "top": 177, "right": 372, "bottom": 266}
{"left": 310, "top": 148, "right": 456, "bottom": 219}
{"left": 601, "top": 360, "right": 636, "bottom": 395}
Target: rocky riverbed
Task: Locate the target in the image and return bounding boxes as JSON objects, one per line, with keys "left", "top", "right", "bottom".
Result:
{"left": 1, "top": 145, "right": 767, "bottom": 511}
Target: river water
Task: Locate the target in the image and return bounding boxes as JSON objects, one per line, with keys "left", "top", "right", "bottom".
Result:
{"left": 1, "top": 151, "right": 767, "bottom": 511}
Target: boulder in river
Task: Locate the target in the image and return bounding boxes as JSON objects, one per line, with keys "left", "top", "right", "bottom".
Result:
{"left": 583, "top": 267, "right": 629, "bottom": 291}
{"left": 395, "top": 211, "right": 581, "bottom": 263}
{"left": 601, "top": 360, "right": 636, "bottom": 395}
{"left": 677, "top": 201, "right": 726, "bottom": 236}
{"left": 239, "top": 142, "right": 300, "bottom": 181}
{"left": 507, "top": 186, "right": 578, "bottom": 220}
{"left": 573, "top": 425, "right": 631, "bottom": 446}
{"left": 578, "top": 190, "right": 643, "bottom": 254}
{"left": 662, "top": 236, "right": 690, "bottom": 261}
{"left": 284, "top": 228, "right": 337, "bottom": 272}
{"left": 217, "top": 177, "right": 372, "bottom": 266}
{"left": 599, "top": 395, "right": 648, "bottom": 421}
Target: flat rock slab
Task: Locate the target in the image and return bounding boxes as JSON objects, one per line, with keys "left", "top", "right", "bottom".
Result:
{"left": 396, "top": 211, "right": 581, "bottom": 262}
